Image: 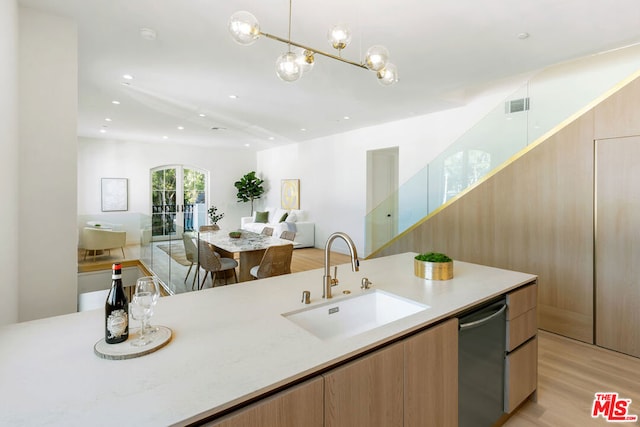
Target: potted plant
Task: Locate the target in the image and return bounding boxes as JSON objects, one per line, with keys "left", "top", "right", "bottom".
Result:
{"left": 414, "top": 252, "right": 453, "bottom": 280}
{"left": 207, "top": 205, "right": 225, "bottom": 224}
{"left": 234, "top": 171, "right": 265, "bottom": 215}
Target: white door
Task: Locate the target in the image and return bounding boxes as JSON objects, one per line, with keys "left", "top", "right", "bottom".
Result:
{"left": 366, "top": 147, "right": 399, "bottom": 254}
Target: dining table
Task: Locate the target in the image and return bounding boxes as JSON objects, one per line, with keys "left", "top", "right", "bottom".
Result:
{"left": 198, "top": 229, "right": 295, "bottom": 282}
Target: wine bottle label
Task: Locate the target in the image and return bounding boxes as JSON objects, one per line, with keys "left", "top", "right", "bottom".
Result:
{"left": 106, "top": 310, "right": 128, "bottom": 339}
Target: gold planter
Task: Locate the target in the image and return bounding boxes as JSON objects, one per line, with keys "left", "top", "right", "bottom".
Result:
{"left": 414, "top": 259, "right": 453, "bottom": 280}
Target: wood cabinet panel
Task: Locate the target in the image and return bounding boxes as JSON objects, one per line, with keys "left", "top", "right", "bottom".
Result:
{"left": 404, "top": 319, "right": 458, "bottom": 427}
{"left": 505, "top": 337, "right": 538, "bottom": 413}
{"left": 507, "top": 308, "right": 537, "bottom": 352}
{"left": 206, "top": 377, "right": 323, "bottom": 427}
{"left": 375, "top": 111, "right": 595, "bottom": 344}
{"left": 595, "top": 137, "right": 640, "bottom": 358}
{"left": 507, "top": 283, "right": 537, "bottom": 320}
{"left": 324, "top": 343, "right": 404, "bottom": 427}
{"left": 594, "top": 75, "right": 640, "bottom": 139}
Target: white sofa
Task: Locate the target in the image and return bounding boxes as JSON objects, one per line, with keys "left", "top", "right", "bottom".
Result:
{"left": 240, "top": 208, "right": 315, "bottom": 248}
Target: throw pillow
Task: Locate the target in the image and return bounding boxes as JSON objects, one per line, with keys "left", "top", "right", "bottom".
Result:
{"left": 279, "top": 212, "right": 289, "bottom": 222}
{"left": 290, "top": 209, "right": 305, "bottom": 221}
{"left": 255, "top": 211, "right": 269, "bottom": 223}
{"left": 285, "top": 212, "right": 297, "bottom": 223}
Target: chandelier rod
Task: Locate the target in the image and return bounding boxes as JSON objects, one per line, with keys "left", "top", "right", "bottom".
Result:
{"left": 287, "top": 0, "right": 292, "bottom": 49}
{"left": 260, "top": 31, "right": 368, "bottom": 70}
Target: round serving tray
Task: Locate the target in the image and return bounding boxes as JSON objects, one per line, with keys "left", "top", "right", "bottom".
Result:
{"left": 94, "top": 325, "right": 172, "bottom": 360}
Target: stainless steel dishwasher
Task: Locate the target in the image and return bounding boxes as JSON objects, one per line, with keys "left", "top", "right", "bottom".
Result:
{"left": 458, "top": 297, "right": 507, "bottom": 427}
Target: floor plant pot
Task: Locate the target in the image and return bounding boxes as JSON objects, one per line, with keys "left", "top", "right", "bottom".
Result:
{"left": 414, "top": 259, "right": 453, "bottom": 280}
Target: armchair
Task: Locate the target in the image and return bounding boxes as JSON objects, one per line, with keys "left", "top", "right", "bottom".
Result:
{"left": 81, "top": 227, "right": 127, "bottom": 261}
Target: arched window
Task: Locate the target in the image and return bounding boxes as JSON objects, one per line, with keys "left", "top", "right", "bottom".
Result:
{"left": 151, "top": 165, "right": 208, "bottom": 239}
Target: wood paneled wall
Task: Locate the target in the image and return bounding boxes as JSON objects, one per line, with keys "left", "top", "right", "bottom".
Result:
{"left": 374, "top": 75, "right": 640, "bottom": 344}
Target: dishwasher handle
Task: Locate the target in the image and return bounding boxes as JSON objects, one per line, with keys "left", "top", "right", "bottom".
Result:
{"left": 459, "top": 303, "right": 507, "bottom": 331}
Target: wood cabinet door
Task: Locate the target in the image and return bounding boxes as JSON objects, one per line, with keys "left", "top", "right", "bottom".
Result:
{"left": 595, "top": 137, "right": 640, "bottom": 357}
{"left": 205, "top": 377, "right": 323, "bottom": 427}
{"left": 324, "top": 342, "right": 404, "bottom": 427}
{"left": 404, "top": 318, "right": 458, "bottom": 427}
{"left": 505, "top": 337, "right": 538, "bottom": 413}
{"left": 506, "top": 283, "right": 538, "bottom": 351}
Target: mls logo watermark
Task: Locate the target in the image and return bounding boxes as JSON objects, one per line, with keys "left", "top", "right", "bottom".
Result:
{"left": 592, "top": 392, "right": 638, "bottom": 422}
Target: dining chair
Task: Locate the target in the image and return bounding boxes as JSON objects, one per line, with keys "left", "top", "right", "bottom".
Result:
{"left": 279, "top": 230, "right": 296, "bottom": 241}
{"left": 182, "top": 232, "right": 199, "bottom": 287}
{"left": 197, "top": 240, "right": 238, "bottom": 290}
{"left": 249, "top": 244, "right": 294, "bottom": 279}
{"left": 261, "top": 227, "right": 274, "bottom": 236}
{"left": 199, "top": 224, "right": 220, "bottom": 232}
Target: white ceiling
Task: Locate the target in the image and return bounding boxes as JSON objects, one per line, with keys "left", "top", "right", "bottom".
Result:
{"left": 18, "top": 0, "right": 640, "bottom": 151}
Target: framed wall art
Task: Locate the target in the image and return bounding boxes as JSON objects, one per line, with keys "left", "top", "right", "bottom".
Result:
{"left": 281, "top": 179, "right": 300, "bottom": 210}
{"left": 101, "top": 178, "right": 128, "bottom": 212}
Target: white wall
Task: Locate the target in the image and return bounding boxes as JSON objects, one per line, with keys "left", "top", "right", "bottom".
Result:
{"left": 258, "top": 44, "right": 640, "bottom": 256}
{"left": 18, "top": 7, "right": 78, "bottom": 322}
{"left": 257, "top": 85, "right": 518, "bottom": 254}
{"left": 77, "top": 137, "right": 256, "bottom": 238}
{"left": 0, "top": 0, "right": 19, "bottom": 326}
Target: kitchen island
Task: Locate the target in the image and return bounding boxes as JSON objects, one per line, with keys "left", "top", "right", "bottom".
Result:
{"left": 0, "top": 253, "right": 536, "bottom": 426}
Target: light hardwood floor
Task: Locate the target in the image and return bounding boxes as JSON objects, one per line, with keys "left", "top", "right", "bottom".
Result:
{"left": 78, "top": 245, "right": 351, "bottom": 292}
{"left": 78, "top": 248, "right": 640, "bottom": 426}
{"left": 78, "top": 246, "right": 350, "bottom": 274}
{"left": 505, "top": 330, "right": 640, "bottom": 426}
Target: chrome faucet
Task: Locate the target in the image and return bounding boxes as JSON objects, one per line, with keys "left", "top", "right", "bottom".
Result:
{"left": 323, "top": 232, "right": 359, "bottom": 299}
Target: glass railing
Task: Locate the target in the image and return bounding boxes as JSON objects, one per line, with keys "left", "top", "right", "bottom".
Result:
{"left": 140, "top": 214, "right": 201, "bottom": 295}
{"left": 365, "top": 44, "right": 640, "bottom": 256}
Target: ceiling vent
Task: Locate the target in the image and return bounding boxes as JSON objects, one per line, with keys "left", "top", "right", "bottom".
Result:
{"left": 505, "top": 97, "right": 530, "bottom": 114}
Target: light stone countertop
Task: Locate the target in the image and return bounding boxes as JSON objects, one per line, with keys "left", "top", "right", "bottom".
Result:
{"left": 0, "top": 252, "right": 536, "bottom": 426}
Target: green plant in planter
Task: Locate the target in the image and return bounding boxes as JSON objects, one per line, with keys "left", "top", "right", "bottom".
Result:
{"left": 414, "top": 252, "right": 453, "bottom": 280}
{"left": 234, "top": 171, "right": 265, "bottom": 215}
{"left": 207, "top": 205, "right": 225, "bottom": 224}
{"left": 415, "top": 252, "right": 452, "bottom": 263}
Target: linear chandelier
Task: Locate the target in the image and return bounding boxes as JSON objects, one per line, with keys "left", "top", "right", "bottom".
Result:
{"left": 228, "top": 1, "right": 398, "bottom": 86}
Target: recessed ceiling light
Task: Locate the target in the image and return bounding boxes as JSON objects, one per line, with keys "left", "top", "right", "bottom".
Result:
{"left": 229, "top": 95, "right": 238, "bottom": 99}
{"left": 343, "top": 116, "right": 350, "bottom": 120}
{"left": 517, "top": 32, "right": 530, "bottom": 40}
{"left": 122, "top": 74, "right": 134, "bottom": 80}
{"left": 199, "top": 113, "right": 206, "bottom": 117}
{"left": 139, "top": 27, "right": 157, "bottom": 41}
{"left": 177, "top": 126, "right": 184, "bottom": 130}
{"left": 112, "top": 100, "right": 120, "bottom": 105}
{"left": 162, "top": 136, "right": 169, "bottom": 139}
{"left": 105, "top": 118, "right": 112, "bottom": 122}
{"left": 121, "top": 82, "right": 130, "bottom": 86}
{"left": 268, "top": 136, "right": 275, "bottom": 141}
{"left": 300, "top": 128, "right": 307, "bottom": 132}
{"left": 244, "top": 143, "right": 250, "bottom": 147}
{"left": 99, "top": 129, "right": 106, "bottom": 133}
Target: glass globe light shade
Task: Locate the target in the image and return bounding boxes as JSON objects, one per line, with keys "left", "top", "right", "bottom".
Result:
{"left": 295, "top": 50, "right": 315, "bottom": 74}
{"left": 327, "top": 24, "right": 352, "bottom": 50}
{"left": 365, "top": 45, "right": 390, "bottom": 72}
{"left": 377, "top": 63, "right": 398, "bottom": 86}
{"left": 275, "top": 52, "right": 302, "bottom": 82}
{"left": 228, "top": 11, "right": 261, "bottom": 46}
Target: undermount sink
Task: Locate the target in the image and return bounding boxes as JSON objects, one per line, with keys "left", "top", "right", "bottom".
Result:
{"left": 282, "top": 290, "right": 429, "bottom": 341}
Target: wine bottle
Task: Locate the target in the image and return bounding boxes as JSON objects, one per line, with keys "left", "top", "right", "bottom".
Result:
{"left": 105, "top": 263, "right": 129, "bottom": 344}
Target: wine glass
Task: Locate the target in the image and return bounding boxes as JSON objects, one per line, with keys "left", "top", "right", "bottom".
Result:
{"left": 129, "top": 277, "right": 159, "bottom": 347}
{"left": 135, "top": 276, "right": 160, "bottom": 333}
